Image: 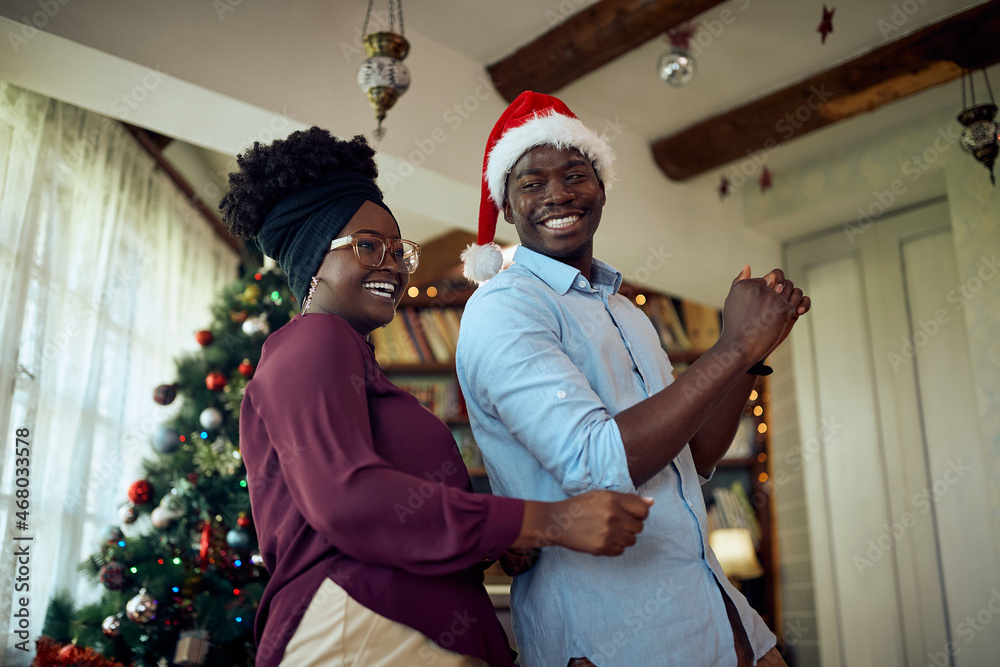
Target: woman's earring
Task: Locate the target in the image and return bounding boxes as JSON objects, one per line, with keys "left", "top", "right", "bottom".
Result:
{"left": 302, "top": 276, "right": 319, "bottom": 313}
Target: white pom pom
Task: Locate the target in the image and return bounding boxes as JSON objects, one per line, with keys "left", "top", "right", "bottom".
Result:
{"left": 461, "top": 243, "right": 504, "bottom": 284}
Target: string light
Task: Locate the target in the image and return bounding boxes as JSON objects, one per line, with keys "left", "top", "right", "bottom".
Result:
{"left": 254, "top": 272, "right": 262, "bottom": 281}
{"left": 758, "top": 472, "right": 768, "bottom": 483}
{"left": 426, "top": 286, "right": 438, "bottom": 297}
{"left": 239, "top": 480, "right": 247, "bottom": 488}
{"left": 407, "top": 286, "right": 419, "bottom": 297}
{"left": 117, "top": 540, "right": 126, "bottom": 547}
{"left": 749, "top": 390, "right": 758, "bottom": 401}
{"left": 757, "top": 423, "right": 767, "bottom": 434}
{"left": 173, "top": 557, "right": 181, "bottom": 565}
{"left": 635, "top": 294, "right": 646, "bottom": 305}
{"left": 753, "top": 406, "right": 763, "bottom": 416}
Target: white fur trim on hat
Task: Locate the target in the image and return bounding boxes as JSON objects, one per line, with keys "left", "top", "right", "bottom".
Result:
{"left": 460, "top": 242, "right": 504, "bottom": 285}
{"left": 485, "top": 110, "right": 616, "bottom": 208}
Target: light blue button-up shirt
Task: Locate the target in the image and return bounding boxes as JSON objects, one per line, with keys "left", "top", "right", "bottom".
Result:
{"left": 456, "top": 246, "right": 775, "bottom": 666}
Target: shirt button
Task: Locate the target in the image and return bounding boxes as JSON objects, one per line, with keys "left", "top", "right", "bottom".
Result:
{"left": 557, "top": 390, "right": 567, "bottom": 399}
{"left": 578, "top": 280, "right": 586, "bottom": 288}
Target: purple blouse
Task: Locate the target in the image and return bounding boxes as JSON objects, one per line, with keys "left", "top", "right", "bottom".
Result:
{"left": 240, "top": 314, "right": 524, "bottom": 667}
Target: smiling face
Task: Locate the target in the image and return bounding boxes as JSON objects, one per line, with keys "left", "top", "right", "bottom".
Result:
{"left": 306, "top": 200, "right": 409, "bottom": 336}
{"left": 502, "top": 144, "right": 606, "bottom": 278}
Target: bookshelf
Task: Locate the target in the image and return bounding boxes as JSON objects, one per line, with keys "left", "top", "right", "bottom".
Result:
{"left": 380, "top": 249, "right": 775, "bottom": 628}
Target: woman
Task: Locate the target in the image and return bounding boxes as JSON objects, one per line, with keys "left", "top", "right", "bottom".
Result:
{"left": 219, "top": 128, "right": 652, "bottom": 667}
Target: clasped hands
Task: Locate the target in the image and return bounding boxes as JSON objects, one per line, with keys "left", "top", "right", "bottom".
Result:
{"left": 722, "top": 265, "right": 811, "bottom": 366}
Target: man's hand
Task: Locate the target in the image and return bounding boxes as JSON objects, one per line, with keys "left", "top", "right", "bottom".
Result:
{"left": 720, "top": 268, "right": 794, "bottom": 365}
{"left": 756, "top": 267, "right": 811, "bottom": 357}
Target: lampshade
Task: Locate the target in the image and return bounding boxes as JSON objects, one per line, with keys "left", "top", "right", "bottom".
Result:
{"left": 710, "top": 528, "right": 764, "bottom": 580}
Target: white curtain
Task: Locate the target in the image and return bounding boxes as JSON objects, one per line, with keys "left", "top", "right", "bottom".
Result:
{"left": 0, "top": 81, "right": 239, "bottom": 664}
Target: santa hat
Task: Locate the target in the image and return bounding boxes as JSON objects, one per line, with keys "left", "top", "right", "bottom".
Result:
{"left": 461, "top": 91, "right": 616, "bottom": 284}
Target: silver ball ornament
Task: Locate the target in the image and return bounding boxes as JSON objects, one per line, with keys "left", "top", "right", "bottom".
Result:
{"left": 657, "top": 47, "right": 696, "bottom": 87}
{"left": 126, "top": 588, "right": 158, "bottom": 623}
{"left": 154, "top": 427, "right": 181, "bottom": 453}
{"left": 226, "top": 527, "right": 251, "bottom": 551}
{"left": 102, "top": 615, "right": 122, "bottom": 637}
{"left": 199, "top": 407, "right": 224, "bottom": 430}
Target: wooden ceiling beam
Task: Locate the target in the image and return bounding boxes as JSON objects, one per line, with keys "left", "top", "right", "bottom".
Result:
{"left": 487, "top": 0, "right": 727, "bottom": 103}
{"left": 652, "top": 0, "right": 1000, "bottom": 181}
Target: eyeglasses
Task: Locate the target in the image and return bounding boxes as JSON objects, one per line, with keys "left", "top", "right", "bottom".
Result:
{"left": 329, "top": 233, "right": 421, "bottom": 274}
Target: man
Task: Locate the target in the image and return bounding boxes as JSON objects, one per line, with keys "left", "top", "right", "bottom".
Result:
{"left": 456, "top": 91, "right": 809, "bottom": 667}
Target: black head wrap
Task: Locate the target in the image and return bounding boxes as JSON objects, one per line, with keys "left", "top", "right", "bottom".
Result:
{"left": 256, "top": 171, "right": 393, "bottom": 304}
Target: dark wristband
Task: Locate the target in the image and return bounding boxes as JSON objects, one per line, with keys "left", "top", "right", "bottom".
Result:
{"left": 747, "top": 360, "right": 773, "bottom": 376}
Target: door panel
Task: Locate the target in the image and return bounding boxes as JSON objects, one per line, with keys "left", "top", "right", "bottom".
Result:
{"left": 784, "top": 199, "right": 992, "bottom": 666}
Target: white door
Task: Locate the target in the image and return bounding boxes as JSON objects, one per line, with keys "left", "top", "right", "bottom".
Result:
{"left": 785, "top": 199, "right": 998, "bottom": 667}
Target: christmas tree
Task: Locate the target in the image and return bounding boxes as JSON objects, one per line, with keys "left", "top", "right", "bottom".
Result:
{"left": 40, "top": 268, "right": 296, "bottom": 667}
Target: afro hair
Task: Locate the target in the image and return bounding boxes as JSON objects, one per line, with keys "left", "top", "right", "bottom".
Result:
{"left": 219, "top": 127, "right": 380, "bottom": 239}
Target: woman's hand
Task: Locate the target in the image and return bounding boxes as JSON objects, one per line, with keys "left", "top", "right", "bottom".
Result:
{"left": 515, "top": 491, "right": 653, "bottom": 556}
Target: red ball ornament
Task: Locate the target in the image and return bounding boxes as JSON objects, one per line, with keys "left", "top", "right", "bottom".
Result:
{"left": 195, "top": 329, "right": 214, "bottom": 346}
{"left": 237, "top": 515, "right": 251, "bottom": 528}
{"left": 128, "top": 479, "right": 153, "bottom": 505}
{"left": 205, "top": 371, "right": 227, "bottom": 392}
{"left": 58, "top": 643, "right": 88, "bottom": 661}
{"left": 238, "top": 359, "right": 255, "bottom": 378}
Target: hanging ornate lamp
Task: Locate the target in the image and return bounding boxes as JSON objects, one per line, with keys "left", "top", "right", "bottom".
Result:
{"left": 957, "top": 68, "right": 999, "bottom": 186}
{"left": 356, "top": 0, "right": 410, "bottom": 140}
{"left": 658, "top": 25, "right": 697, "bottom": 88}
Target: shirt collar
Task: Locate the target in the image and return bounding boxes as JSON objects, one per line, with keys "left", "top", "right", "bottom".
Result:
{"left": 511, "top": 246, "right": 623, "bottom": 295}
